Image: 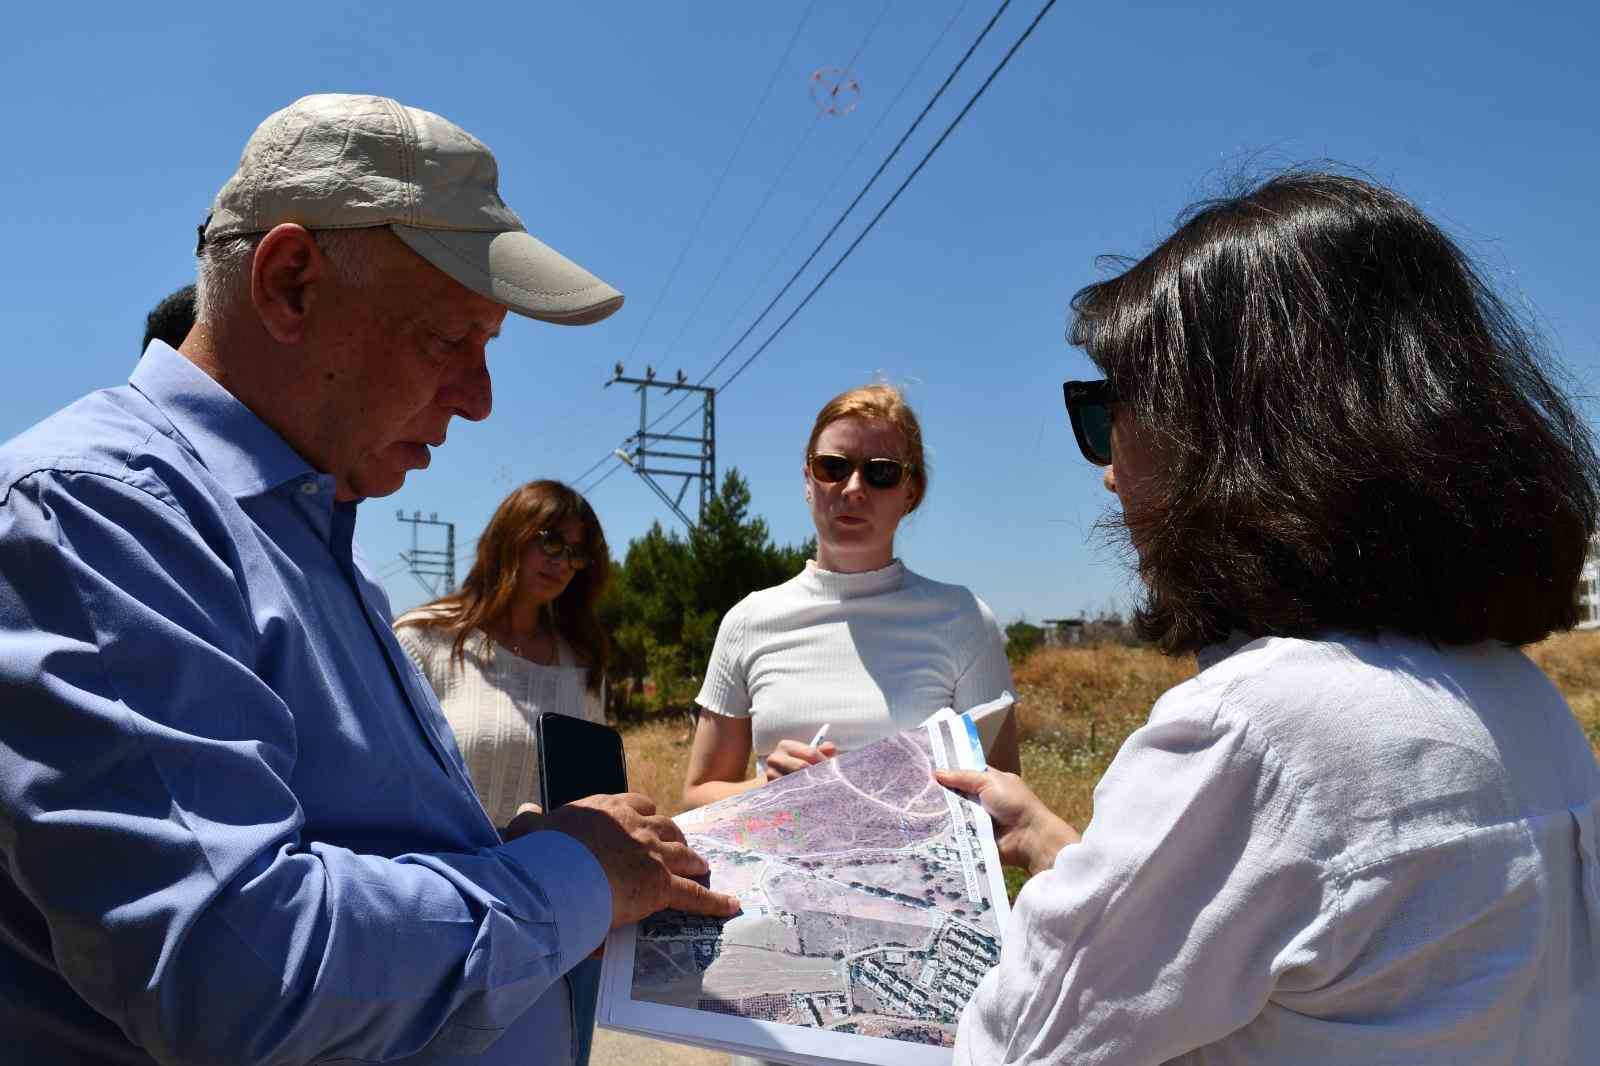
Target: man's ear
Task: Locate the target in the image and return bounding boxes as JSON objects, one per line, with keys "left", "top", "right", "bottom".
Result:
{"left": 251, "top": 224, "right": 329, "bottom": 345}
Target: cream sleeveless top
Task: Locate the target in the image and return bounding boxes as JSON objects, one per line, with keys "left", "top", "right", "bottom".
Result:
{"left": 395, "top": 611, "right": 604, "bottom": 827}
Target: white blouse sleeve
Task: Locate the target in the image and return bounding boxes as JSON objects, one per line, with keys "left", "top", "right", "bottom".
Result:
{"left": 955, "top": 687, "right": 1334, "bottom": 1065}
{"left": 694, "top": 600, "right": 752, "bottom": 717}
{"left": 393, "top": 623, "right": 444, "bottom": 698}
{"left": 953, "top": 594, "right": 1013, "bottom": 711}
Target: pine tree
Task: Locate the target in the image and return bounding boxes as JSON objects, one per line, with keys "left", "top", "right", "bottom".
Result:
{"left": 599, "top": 468, "right": 813, "bottom": 711}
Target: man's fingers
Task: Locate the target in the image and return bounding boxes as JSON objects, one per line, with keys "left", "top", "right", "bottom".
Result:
{"left": 655, "top": 840, "right": 710, "bottom": 878}
{"left": 638, "top": 812, "right": 685, "bottom": 845}
{"left": 664, "top": 873, "right": 742, "bottom": 918}
{"left": 501, "top": 802, "right": 547, "bottom": 842}
{"left": 618, "top": 792, "right": 658, "bottom": 816}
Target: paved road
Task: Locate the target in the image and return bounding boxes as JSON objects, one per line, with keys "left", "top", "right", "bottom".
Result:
{"left": 590, "top": 1028, "right": 728, "bottom": 1066}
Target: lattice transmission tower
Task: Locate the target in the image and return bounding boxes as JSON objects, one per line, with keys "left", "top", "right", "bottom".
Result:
{"left": 395, "top": 510, "right": 456, "bottom": 595}
{"left": 607, "top": 364, "right": 716, "bottom": 530}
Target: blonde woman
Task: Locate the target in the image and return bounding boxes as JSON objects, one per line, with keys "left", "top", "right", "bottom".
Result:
{"left": 683, "top": 385, "right": 1019, "bottom": 810}
{"left": 395, "top": 479, "right": 611, "bottom": 1066}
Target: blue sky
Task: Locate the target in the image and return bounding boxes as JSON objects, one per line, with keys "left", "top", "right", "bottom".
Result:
{"left": 2, "top": 0, "right": 1596, "bottom": 625}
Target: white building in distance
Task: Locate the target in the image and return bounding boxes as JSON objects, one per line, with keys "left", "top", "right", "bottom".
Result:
{"left": 1577, "top": 532, "right": 1600, "bottom": 629}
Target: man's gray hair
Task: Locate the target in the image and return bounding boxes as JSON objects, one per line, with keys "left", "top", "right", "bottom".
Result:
{"left": 195, "top": 228, "right": 383, "bottom": 324}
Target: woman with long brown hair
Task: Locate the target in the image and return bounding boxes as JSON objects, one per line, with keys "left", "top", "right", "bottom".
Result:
{"left": 394, "top": 478, "right": 612, "bottom": 1066}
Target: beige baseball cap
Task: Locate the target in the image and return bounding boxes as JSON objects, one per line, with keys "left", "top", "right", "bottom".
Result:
{"left": 200, "top": 93, "right": 623, "bottom": 325}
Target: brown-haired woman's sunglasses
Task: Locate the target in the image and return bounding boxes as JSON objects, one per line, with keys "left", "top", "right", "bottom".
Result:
{"left": 807, "top": 453, "right": 913, "bottom": 490}
{"left": 1063, "top": 379, "right": 1119, "bottom": 466}
{"left": 534, "top": 529, "right": 589, "bottom": 569}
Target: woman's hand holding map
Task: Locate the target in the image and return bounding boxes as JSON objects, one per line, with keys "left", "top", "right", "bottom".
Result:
{"left": 935, "top": 769, "right": 1080, "bottom": 877}
{"left": 763, "top": 735, "right": 840, "bottom": 780}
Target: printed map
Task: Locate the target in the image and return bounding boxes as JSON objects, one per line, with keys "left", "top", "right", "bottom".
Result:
{"left": 628, "top": 717, "right": 1003, "bottom": 1049}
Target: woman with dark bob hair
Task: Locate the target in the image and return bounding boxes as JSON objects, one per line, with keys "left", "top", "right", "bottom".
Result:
{"left": 940, "top": 172, "right": 1600, "bottom": 1063}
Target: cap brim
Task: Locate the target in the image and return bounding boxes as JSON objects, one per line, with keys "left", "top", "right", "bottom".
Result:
{"left": 390, "top": 225, "right": 624, "bottom": 326}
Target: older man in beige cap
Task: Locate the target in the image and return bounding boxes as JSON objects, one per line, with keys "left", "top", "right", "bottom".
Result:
{"left": 0, "top": 94, "right": 735, "bottom": 1066}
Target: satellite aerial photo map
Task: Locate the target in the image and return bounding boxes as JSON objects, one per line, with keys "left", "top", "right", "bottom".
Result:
{"left": 630, "top": 718, "right": 1003, "bottom": 1048}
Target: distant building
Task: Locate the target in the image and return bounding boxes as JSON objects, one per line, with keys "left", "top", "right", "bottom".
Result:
{"left": 1577, "top": 532, "right": 1600, "bottom": 629}
{"left": 1040, "top": 618, "right": 1084, "bottom": 646}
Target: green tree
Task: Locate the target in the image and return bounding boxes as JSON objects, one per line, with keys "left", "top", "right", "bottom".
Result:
{"left": 1004, "top": 619, "right": 1046, "bottom": 663}
{"left": 600, "top": 468, "right": 813, "bottom": 711}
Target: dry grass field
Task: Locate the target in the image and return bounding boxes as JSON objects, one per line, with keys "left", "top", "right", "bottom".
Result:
{"left": 619, "top": 629, "right": 1600, "bottom": 829}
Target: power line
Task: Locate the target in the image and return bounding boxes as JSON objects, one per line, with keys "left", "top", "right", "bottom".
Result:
{"left": 577, "top": 5, "right": 896, "bottom": 507}
{"left": 563, "top": 4, "right": 816, "bottom": 495}
{"left": 569, "top": 0, "right": 1044, "bottom": 507}
{"left": 569, "top": 450, "right": 615, "bottom": 489}
{"left": 615, "top": 1, "right": 819, "bottom": 375}
{"left": 374, "top": 558, "right": 411, "bottom": 582}
{"left": 575, "top": 0, "right": 1058, "bottom": 536}
{"left": 716, "top": 0, "right": 1058, "bottom": 393}
{"left": 640, "top": 0, "right": 973, "bottom": 437}
{"left": 643, "top": 0, "right": 1030, "bottom": 444}
{"left": 706, "top": 0, "right": 973, "bottom": 355}
{"left": 653, "top": 1, "right": 892, "bottom": 375}
{"left": 583, "top": 459, "right": 627, "bottom": 495}
{"left": 670, "top": 0, "right": 1019, "bottom": 403}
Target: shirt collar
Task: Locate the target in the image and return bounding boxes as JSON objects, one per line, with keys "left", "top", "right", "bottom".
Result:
{"left": 130, "top": 341, "right": 322, "bottom": 499}
{"left": 800, "top": 558, "right": 907, "bottom": 601}
{"left": 1196, "top": 631, "right": 1257, "bottom": 672}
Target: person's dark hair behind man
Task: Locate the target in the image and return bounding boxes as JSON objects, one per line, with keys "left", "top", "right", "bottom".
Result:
{"left": 141, "top": 284, "right": 196, "bottom": 354}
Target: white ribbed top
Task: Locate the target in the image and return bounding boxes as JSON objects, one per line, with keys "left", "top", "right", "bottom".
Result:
{"left": 395, "top": 611, "right": 603, "bottom": 827}
{"left": 695, "top": 560, "right": 1012, "bottom": 763}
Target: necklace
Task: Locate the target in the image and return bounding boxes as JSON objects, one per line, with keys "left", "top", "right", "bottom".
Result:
{"left": 503, "top": 625, "right": 554, "bottom": 664}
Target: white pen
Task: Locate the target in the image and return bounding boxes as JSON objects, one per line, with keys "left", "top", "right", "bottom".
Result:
{"left": 808, "top": 723, "right": 831, "bottom": 749}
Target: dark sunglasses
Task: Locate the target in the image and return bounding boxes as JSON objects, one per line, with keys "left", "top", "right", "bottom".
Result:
{"left": 807, "top": 452, "right": 913, "bottom": 490}
{"left": 534, "top": 529, "right": 589, "bottom": 570}
{"left": 1063, "top": 379, "right": 1119, "bottom": 466}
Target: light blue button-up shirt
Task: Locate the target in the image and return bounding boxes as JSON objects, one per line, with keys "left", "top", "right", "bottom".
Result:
{"left": 0, "top": 343, "right": 611, "bottom": 1065}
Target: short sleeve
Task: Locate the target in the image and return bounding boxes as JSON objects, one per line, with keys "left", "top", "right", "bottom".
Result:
{"left": 955, "top": 690, "right": 1334, "bottom": 1065}
{"left": 695, "top": 599, "right": 752, "bottom": 717}
{"left": 953, "top": 594, "right": 1013, "bottom": 711}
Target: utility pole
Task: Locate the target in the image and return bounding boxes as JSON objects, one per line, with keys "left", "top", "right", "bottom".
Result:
{"left": 395, "top": 510, "right": 455, "bottom": 596}
{"left": 607, "top": 363, "right": 715, "bottom": 530}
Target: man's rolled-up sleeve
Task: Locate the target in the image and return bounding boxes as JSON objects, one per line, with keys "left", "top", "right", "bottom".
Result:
{"left": 0, "top": 470, "right": 610, "bottom": 1065}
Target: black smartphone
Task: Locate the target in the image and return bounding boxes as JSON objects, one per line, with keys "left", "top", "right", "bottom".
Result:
{"left": 535, "top": 713, "right": 629, "bottom": 810}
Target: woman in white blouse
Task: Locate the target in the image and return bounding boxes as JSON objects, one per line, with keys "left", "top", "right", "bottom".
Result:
{"left": 940, "top": 171, "right": 1600, "bottom": 1064}
{"left": 683, "top": 383, "right": 1019, "bottom": 810}
{"left": 394, "top": 479, "right": 611, "bottom": 1066}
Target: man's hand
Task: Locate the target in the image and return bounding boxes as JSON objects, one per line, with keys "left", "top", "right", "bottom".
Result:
{"left": 764, "top": 739, "right": 838, "bottom": 780}
{"left": 935, "top": 768, "right": 1080, "bottom": 876}
{"left": 500, "top": 802, "right": 544, "bottom": 842}
{"left": 540, "top": 793, "right": 742, "bottom": 928}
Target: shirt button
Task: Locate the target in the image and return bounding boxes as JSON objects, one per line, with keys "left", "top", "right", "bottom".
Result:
{"left": 299, "top": 480, "right": 319, "bottom": 495}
